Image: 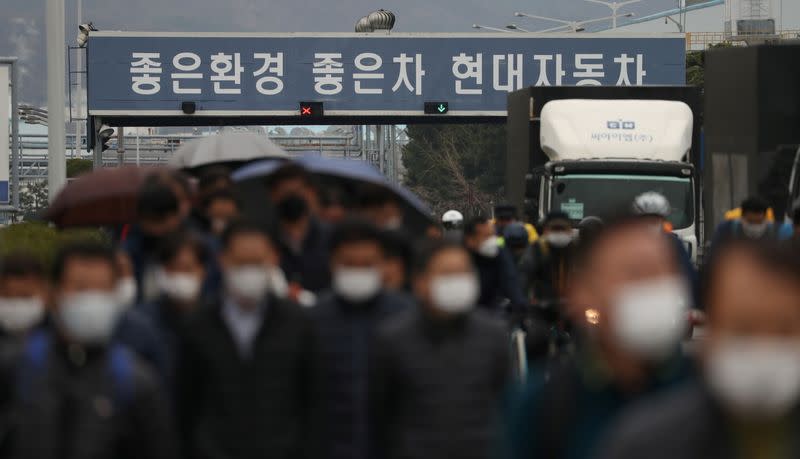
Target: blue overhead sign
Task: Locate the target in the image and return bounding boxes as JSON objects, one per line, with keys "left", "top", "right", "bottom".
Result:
{"left": 87, "top": 32, "right": 685, "bottom": 117}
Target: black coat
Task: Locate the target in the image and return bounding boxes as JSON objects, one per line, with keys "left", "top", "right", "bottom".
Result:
{"left": 277, "top": 219, "right": 332, "bottom": 293}
{"left": 177, "top": 296, "right": 322, "bottom": 459}
{"left": 309, "top": 291, "right": 410, "bottom": 459}
{"left": 369, "top": 308, "right": 510, "bottom": 459}
{"left": 5, "top": 330, "right": 176, "bottom": 459}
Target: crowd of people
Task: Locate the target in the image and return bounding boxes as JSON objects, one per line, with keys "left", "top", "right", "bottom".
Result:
{"left": 0, "top": 159, "right": 799, "bottom": 459}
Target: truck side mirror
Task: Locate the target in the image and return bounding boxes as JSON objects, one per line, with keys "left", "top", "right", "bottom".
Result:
{"left": 525, "top": 172, "right": 542, "bottom": 200}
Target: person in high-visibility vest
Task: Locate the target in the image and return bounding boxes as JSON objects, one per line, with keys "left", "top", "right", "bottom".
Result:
{"left": 709, "top": 197, "right": 778, "bottom": 265}
{"left": 493, "top": 204, "right": 539, "bottom": 248}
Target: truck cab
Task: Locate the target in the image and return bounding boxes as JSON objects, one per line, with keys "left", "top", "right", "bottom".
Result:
{"left": 528, "top": 99, "right": 699, "bottom": 261}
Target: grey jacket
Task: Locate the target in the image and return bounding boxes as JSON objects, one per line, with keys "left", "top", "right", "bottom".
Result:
{"left": 369, "top": 308, "right": 510, "bottom": 459}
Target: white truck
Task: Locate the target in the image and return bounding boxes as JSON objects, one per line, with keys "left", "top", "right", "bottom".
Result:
{"left": 533, "top": 99, "right": 699, "bottom": 261}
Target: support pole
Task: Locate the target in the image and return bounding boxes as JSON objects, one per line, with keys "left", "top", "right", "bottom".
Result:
{"left": 93, "top": 117, "right": 103, "bottom": 168}
{"left": 46, "top": 0, "right": 67, "bottom": 201}
{"left": 7, "top": 59, "right": 20, "bottom": 209}
{"left": 117, "top": 127, "right": 125, "bottom": 166}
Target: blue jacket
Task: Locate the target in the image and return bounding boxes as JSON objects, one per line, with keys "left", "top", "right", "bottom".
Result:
{"left": 472, "top": 248, "right": 527, "bottom": 310}
{"left": 113, "top": 307, "right": 169, "bottom": 389}
{"left": 309, "top": 291, "right": 409, "bottom": 459}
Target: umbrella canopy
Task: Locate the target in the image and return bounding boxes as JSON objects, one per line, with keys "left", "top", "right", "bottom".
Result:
{"left": 233, "top": 156, "right": 433, "bottom": 231}
{"left": 170, "top": 132, "right": 289, "bottom": 171}
{"left": 45, "top": 166, "right": 159, "bottom": 228}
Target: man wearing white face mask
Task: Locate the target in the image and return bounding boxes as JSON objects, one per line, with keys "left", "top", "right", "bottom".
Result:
{"left": 710, "top": 197, "right": 776, "bottom": 254}
{"left": 500, "top": 218, "right": 691, "bottom": 459}
{"left": 6, "top": 242, "right": 176, "bottom": 459}
{"left": 521, "top": 212, "right": 576, "bottom": 306}
{"left": 310, "top": 220, "right": 409, "bottom": 459}
{"left": 0, "top": 253, "right": 49, "bottom": 421}
{"left": 0, "top": 254, "right": 48, "bottom": 339}
{"left": 130, "top": 234, "right": 209, "bottom": 392}
{"left": 601, "top": 240, "right": 800, "bottom": 459}
{"left": 370, "top": 240, "right": 509, "bottom": 459}
{"left": 178, "top": 220, "right": 323, "bottom": 459}
{"left": 463, "top": 216, "right": 526, "bottom": 311}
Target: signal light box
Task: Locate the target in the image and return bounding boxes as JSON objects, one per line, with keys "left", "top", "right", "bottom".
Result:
{"left": 299, "top": 102, "right": 324, "bottom": 118}
{"left": 424, "top": 102, "right": 449, "bottom": 115}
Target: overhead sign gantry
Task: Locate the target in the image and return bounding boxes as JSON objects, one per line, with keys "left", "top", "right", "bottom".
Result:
{"left": 86, "top": 31, "right": 686, "bottom": 125}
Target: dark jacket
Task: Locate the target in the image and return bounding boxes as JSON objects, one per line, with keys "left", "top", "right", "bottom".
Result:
{"left": 472, "top": 248, "right": 527, "bottom": 310}
{"left": 277, "top": 219, "right": 332, "bottom": 293}
{"left": 599, "top": 381, "right": 800, "bottom": 459}
{"left": 499, "top": 350, "right": 688, "bottom": 459}
{"left": 370, "top": 308, "right": 510, "bottom": 459}
{"left": 177, "top": 296, "right": 322, "bottom": 459}
{"left": 114, "top": 307, "right": 169, "bottom": 386}
{"left": 520, "top": 240, "right": 573, "bottom": 305}
{"left": 0, "top": 331, "right": 27, "bottom": 455}
{"left": 5, "top": 330, "right": 176, "bottom": 459}
{"left": 140, "top": 296, "right": 198, "bottom": 393}
{"left": 309, "top": 291, "right": 410, "bottom": 459}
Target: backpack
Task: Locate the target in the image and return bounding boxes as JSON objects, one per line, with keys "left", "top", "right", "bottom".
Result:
{"left": 16, "top": 330, "right": 135, "bottom": 408}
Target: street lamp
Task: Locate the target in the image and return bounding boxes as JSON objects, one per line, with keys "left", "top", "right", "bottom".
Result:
{"left": 472, "top": 24, "right": 518, "bottom": 33}
{"left": 514, "top": 11, "right": 634, "bottom": 32}
{"left": 98, "top": 124, "right": 115, "bottom": 138}
{"left": 583, "top": 0, "right": 642, "bottom": 28}
{"left": 665, "top": 15, "right": 684, "bottom": 32}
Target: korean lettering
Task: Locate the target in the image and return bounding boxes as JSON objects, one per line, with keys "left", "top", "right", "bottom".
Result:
{"left": 452, "top": 53, "right": 483, "bottom": 95}
{"left": 574, "top": 54, "right": 604, "bottom": 86}
{"left": 533, "top": 54, "right": 565, "bottom": 86}
{"left": 392, "top": 53, "right": 425, "bottom": 95}
{"left": 131, "top": 52, "right": 162, "bottom": 95}
{"left": 353, "top": 53, "right": 384, "bottom": 95}
{"left": 210, "top": 53, "right": 244, "bottom": 94}
{"left": 614, "top": 54, "right": 647, "bottom": 86}
{"left": 253, "top": 52, "right": 284, "bottom": 95}
{"left": 492, "top": 54, "right": 523, "bottom": 92}
{"left": 313, "top": 53, "right": 344, "bottom": 95}
{"left": 171, "top": 52, "right": 202, "bottom": 95}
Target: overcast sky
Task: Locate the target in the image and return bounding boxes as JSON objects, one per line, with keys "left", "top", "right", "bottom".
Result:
{"left": 2, "top": 0, "right": 798, "bottom": 104}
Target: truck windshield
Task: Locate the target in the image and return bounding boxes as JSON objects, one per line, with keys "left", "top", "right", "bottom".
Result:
{"left": 549, "top": 174, "right": 694, "bottom": 229}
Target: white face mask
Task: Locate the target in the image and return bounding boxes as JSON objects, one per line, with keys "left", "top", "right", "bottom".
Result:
{"left": 741, "top": 221, "right": 768, "bottom": 239}
{"left": 0, "top": 297, "right": 45, "bottom": 334}
{"left": 115, "top": 278, "right": 137, "bottom": 312}
{"left": 545, "top": 232, "right": 573, "bottom": 248}
{"left": 57, "top": 291, "right": 120, "bottom": 344}
{"left": 333, "top": 267, "right": 382, "bottom": 303}
{"left": 477, "top": 236, "right": 500, "bottom": 258}
{"left": 610, "top": 276, "right": 689, "bottom": 361}
{"left": 706, "top": 337, "right": 800, "bottom": 419}
{"left": 225, "top": 265, "right": 271, "bottom": 304}
{"left": 157, "top": 270, "right": 202, "bottom": 303}
{"left": 430, "top": 273, "right": 479, "bottom": 314}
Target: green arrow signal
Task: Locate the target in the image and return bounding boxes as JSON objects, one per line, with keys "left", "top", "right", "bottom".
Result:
{"left": 437, "top": 104, "right": 447, "bottom": 113}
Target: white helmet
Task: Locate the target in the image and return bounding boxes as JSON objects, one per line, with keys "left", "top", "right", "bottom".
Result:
{"left": 632, "top": 192, "right": 672, "bottom": 218}
{"left": 442, "top": 210, "right": 464, "bottom": 230}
